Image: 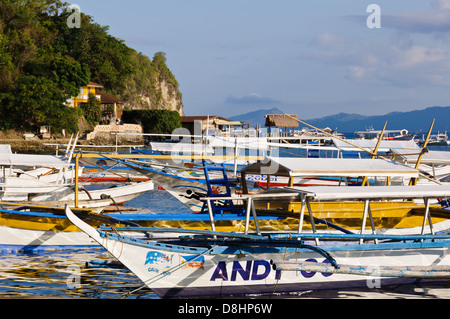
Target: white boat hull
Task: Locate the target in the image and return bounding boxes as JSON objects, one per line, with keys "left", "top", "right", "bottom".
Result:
{"left": 66, "top": 207, "right": 450, "bottom": 298}
{"left": 1, "top": 181, "right": 154, "bottom": 204}
{"left": 0, "top": 224, "right": 99, "bottom": 252}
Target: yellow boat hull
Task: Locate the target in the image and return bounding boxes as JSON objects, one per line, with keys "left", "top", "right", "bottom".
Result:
{"left": 0, "top": 200, "right": 448, "bottom": 234}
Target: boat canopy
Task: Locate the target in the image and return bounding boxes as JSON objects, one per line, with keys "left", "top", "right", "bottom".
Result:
{"left": 0, "top": 145, "right": 70, "bottom": 167}
{"left": 391, "top": 149, "right": 450, "bottom": 166}
{"left": 253, "top": 185, "right": 450, "bottom": 202}
{"left": 331, "top": 138, "right": 419, "bottom": 153}
{"left": 241, "top": 157, "right": 419, "bottom": 179}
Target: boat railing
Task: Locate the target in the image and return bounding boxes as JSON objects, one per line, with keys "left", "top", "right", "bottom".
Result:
{"left": 200, "top": 195, "right": 260, "bottom": 235}
{"left": 198, "top": 186, "right": 450, "bottom": 246}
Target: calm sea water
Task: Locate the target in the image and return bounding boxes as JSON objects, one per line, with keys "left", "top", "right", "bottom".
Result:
{"left": 0, "top": 190, "right": 186, "bottom": 300}
{"left": 1, "top": 144, "right": 450, "bottom": 299}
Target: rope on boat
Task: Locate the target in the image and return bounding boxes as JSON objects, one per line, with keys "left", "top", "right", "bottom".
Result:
{"left": 295, "top": 244, "right": 339, "bottom": 269}
{"left": 272, "top": 260, "right": 450, "bottom": 279}
{"left": 78, "top": 156, "right": 133, "bottom": 183}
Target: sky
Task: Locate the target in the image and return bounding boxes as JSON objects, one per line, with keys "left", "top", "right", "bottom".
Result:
{"left": 71, "top": 0, "right": 450, "bottom": 120}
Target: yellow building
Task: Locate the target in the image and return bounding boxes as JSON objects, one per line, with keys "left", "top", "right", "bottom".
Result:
{"left": 68, "top": 81, "right": 103, "bottom": 108}
{"left": 67, "top": 81, "right": 124, "bottom": 122}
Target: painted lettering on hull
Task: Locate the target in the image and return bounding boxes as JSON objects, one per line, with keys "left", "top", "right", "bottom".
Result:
{"left": 210, "top": 259, "right": 333, "bottom": 282}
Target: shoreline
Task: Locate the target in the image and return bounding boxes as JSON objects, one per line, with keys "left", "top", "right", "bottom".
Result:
{"left": 0, "top": 139, "right": 143, "bottom": 154}
{"left": 0, "top": 139, "right": 60, "bottom": 154}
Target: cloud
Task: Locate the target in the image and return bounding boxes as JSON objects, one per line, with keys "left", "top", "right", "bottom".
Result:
{"left": 430, "top": 0, "right": 450, "bottom": 10}
{"left": 393, "top": 46, "right": 447, "bottom": 69}
{"left": 382, "top": 11, "right": 450, "bottom": 34}
{"left": 225, "top": 93, "right": 282, "bottom": 105}
{"left": 346, "top": 2, "right": 450, "bottom": 35}
{"left": 304, "top": 33, "right": 379, "bottom": 67}
{"left": 305, "top": 29, "right": 450, "bottom": 89}
{"left": 343, "top": 43, "right": 450, "bottom": 88}
{"left": 310, "top": 33, "right": 346, "bottom": 49}
{"left": 328, "top": 2, "right": 450, "bottom": 89}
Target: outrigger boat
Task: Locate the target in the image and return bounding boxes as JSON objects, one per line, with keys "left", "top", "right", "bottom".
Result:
{"left": 122, "top": 159, "right": 244, "bottom": 213}
{"left": 78, "top": 156, "right": 150, "bottom": 184}
{"left": 0, "top": 143, "right": 154, "bottom": 204}
{"left": 0, "top": 144, "right": 82, "bottom": 201}
{"left": 4, "top": 183, "right": 450, "bottom": 252}
{"left": 0, "top": 152, "right": 443, "bottom": 253}
{"left": 121, "top": 156, "right": 424, "bottom": 214}
{"left": 23, "top": 180, "right": 154, "bottom": 204}
{"left": 66, "top": 184, "right": 450, "bottom": 299}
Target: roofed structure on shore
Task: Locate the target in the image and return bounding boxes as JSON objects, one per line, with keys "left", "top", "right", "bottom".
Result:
{"left": 265, "top": 114, "right": 299, "bottom": 128}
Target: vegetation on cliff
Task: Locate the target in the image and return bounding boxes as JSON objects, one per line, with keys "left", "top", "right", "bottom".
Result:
{"left": 122, "top": 110, "right": 181, "bottom": 135}
{"left": 0, "top": 0, "right": 183, "bottom": 135}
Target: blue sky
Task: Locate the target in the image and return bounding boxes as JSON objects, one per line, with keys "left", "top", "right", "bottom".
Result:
{"left": 72, "top": 0, "right": 450, "bottom": 119}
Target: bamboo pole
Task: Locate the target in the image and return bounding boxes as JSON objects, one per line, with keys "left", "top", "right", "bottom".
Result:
{"left": 410, "top": 119, "right": 435, "bottom": 186}
{"left": 362, "top": 121, "right": 387, "bottom": 186}
{"left": 371, "top": 121, "right": 387, "bottom": 159}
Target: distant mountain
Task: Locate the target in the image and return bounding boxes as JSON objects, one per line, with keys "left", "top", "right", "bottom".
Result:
{"left": 228, "top": 106, "right": 450, "bottom": 134}
{"left": 228, "top": 107, "right": 284, "bottom": 127}
{"left": 307, "top": 106, "right": 450, "bottom": 133}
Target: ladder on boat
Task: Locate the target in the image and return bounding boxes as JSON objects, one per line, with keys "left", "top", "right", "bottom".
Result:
{"left": 201, "top": 162, "right": 236, "bottom": 215}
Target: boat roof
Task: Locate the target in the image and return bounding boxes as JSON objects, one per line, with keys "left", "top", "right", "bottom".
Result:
{"left": 391, "top": 149, "right": 450, "bottom": 165}
{"left": 241, "top": 157, "right": 419, "bottom": 178}
{"left": 0, "top": 145, "right": 70, "bottom": 167}
{"left": 331, "top": 138, "right": 419, "bottom": 153}
{"left": 253, "top": 185, "right": 450, "bottom": 201}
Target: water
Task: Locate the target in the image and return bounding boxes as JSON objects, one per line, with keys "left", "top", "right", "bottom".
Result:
{"left": 2, "top": 189, "right": 450, "bottom": 300}
{"left": 0, "top": 250, "right": 155, "bottom": 299}
{"left": 0, "top": 190, "right": 197, "bottom": 299}
{"left": 0, "top": 190, "right": 183, "bottom": 300}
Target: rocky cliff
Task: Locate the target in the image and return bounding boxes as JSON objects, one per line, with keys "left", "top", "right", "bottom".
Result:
{"left": 122, "top": 78, "right": 184, "bottom": 116}
{"left": 119, "top": 51, "right": 184, "bottom": 116}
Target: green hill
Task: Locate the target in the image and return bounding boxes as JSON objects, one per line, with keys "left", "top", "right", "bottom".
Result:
{"left": 0, "top": 0, "right": 183, "bottom": 134}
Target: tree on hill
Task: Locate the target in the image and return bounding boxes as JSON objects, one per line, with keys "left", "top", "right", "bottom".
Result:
{"left": 122, "top": 109, "right": 181, "bottom": 134}
{"left": 0, "top": 0, "right": 183, "bottom": 134}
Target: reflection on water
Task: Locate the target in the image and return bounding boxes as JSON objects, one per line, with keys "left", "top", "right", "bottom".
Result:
{"left": 0, "top": 190, "right": 190, "bottom": 299}
{"left": 0, "top": 249, "right": 157, "bottom": 299}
